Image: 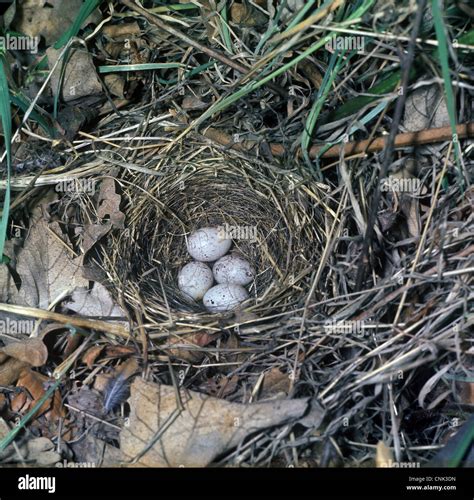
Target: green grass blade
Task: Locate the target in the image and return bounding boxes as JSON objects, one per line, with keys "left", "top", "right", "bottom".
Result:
{"left": 428, "top": 416, "right": 474, "bottom": 467}
{"left": 219, "top": 4, "right": 233, "bottom": 54}
{"left": 157, "top": 61, "right": 214, "bottom": 85}
{"left": 329, "top": 67, "right": 418, "bottom": 121}
{"left": 255, "top": 1, "right": 290, "bottom": 53}
{"left": 286, "top": 0, "right": 318, "bottom": 30}
{"left": 431, "top": 0, "right": 462, "bottom": 180}
{"left": 316, "top": 100, "right": 389, "bottom": 159}
{"left": 259, "top": 0, "right": 346, "bottom": 76}
{"left": 0, "top": 378, "right": 62, "bottom": 453}
{"left": 98, "top": 62, "right": 183, "bottom": 73}
{"left": 10, "top": 92, "right": 56, "bottom": 137}
{"left": 302, "top": 49, "right": 349, "bottom": 170}
{"left": 0, "top": 55, "right": 11, "bottom": 261}
{"left": 54, "top": 0, "right": 104, "bottom": 49}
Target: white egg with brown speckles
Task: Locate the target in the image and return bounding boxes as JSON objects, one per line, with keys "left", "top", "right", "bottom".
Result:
{"left": 213, "top": 254, "right": 255, "bottom": 286}
{"left": 203, "top": 284, "right": 249, "bottom": 312}
{"left": 178, "top": 261, "right": 214, "bottom": 301}
{"left": 186, "top": 227, "right": 232, "bottom": 262}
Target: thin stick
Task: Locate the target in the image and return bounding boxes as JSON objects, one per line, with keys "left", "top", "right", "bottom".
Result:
{"left": 200, "top": 122, "right": 474, "bottom": 159}
{"left": 0, "top": 303, "right": 129, "bottom": 338}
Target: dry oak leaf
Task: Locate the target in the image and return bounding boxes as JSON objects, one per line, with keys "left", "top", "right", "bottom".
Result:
{"left": 47, "top": 47, "right": 102, "bottom": 102}
{"left": 102, "top": 21, "right": 141, "bottom": 39}
{"left": 0, "top": 357, "right": 29, "bottom": 386}
{"left": 104, "top": 74, "right": 126, "bottom": 99}
{"left": 165, "top": 331, "right": 215, "bottom": 363}
{"left": 15, "top": 368, "right": 64, "bottom": 423}
{"left": 82, "top": 345, "right": 105, "bottom": 369}
{"left": 11, "top": 0, "right": 100, "bottom": 46}
{"left": 11, "top": 212, "right": 88, "bottom": 309}
{"left": 80, "top": 178, "right": 125, "bottom": 254}
{"left": 82, "top": 224, "right": 112, "bottom": 255}
{"left": 0, "top": 337, "right": 49, "bottom": 388}
{"left": 1, "top": 338, "right": 48, "bottom": 367}
{"left": 66, "top": 282, "right": 128, "bottom": 320}
{"left": 260, "top": 367, "right": 291, "bottom": 399}
{"left": 69, "top": 432, "right": 123, "bottom": 467}
{"left": 120, "top": 378, "right": 309, "bottom": 467}
{"left": 230, "top": 2, "right": 267, "bottom": 26}
{"left": 97, "top": 178, "right": 125, "bottom": 229}
{"left": 456, "top": 380, "right": 474, "bottom": 406}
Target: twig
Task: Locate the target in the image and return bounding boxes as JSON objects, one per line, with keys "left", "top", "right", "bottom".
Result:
{"left": 0, "top": 303, "right": 130, "bottom": 338}
{"left": 199, "top": 122, "right": 474, "bottom": 158}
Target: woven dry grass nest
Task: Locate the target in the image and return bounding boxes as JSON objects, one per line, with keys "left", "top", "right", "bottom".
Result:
{"left": 99, "top": 142, "right": 329, "bottom": 332}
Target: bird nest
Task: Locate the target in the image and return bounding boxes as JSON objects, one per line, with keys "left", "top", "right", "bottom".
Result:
{"left": 98, "top": 141, "right": 329, "bottom": 334}
{"left": 88, "top": 128, "right": 471, "bottom": 467}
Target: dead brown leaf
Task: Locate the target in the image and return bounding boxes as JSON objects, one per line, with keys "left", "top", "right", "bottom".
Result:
{"left": 69, "top": 432, "right": 123, "bottom": 467}
{"left": 0, "top": 358, "right": 30, "bottom": 386}
{"left": 82, "top": 224, "right": 113, "bottom": 255}
{"left": 12, "top": 0, "right": 101, "bottom": 46}
{"left": 299, "top": 59, "right": 323, "bottom": 89}
{"left": 181, "top": 95, "right": 207, "bottom": 111}
{"left": 199, "top": 374, "right": 239, "bottom": 398}
{"left": 82, "top": 344, "right": 135, "bottom": 370}
{"left": 103, "top": 22, "right": 141, "bottom": 39}
{"left": 456, "top": 380, "right": 474, "bottom": 406}
{"left": 65, "top": 282, "right": 128, "bottom": 322}
{"left": 82, "top": 345, "right": 105, "bottom": 369}
{"left": 0, "top": 420, "right": 61, "bottom": 465}
{"left": 0, "top": 394, "right": 7, "bottom": 412}
{"left": 165, "top": 332, "right": 215, "bottom": 363}
{"left": 260, "top": 367, "right": 291, "bottom": 399}
{"left": 97, "top": 178, "right": 125, "bottom": 229}
{"left": 47, "top": 47, "right": 103, "bottom": 102}
{"left": 11, "top": 391, "right": 29, "bottom": 414}
{"left": 217, "top": 332, "right": 247, "bottom": 372}
{"left": 230, "top": 3, "right": 266, "bottom": 26}
{"left": 104, "top": 74, "right": 126, "bottom": 99}
{"left": 9, "top": 208, "right": 88, "bottom": 309}
{"left": 120, "top": 378, "right": 309, "bottom": 467}
{"left": 104, "top": 345, "right": 136, "bottom": 359}
{"left": 1, "top": 338, "right": 48, "bottom": 367}
{"left": 16, "top": 369, "right": 64, "bottom": 424}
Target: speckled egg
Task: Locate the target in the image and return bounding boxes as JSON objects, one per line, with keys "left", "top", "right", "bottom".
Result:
{"left": 178, "top": 261, "right": 214, "bottom": 300}
{"left": 203, "top": 284, "right": 249, "bottom": 312}
{"left": 186, "top": 227, "right": 232, "bottom": 262}
{"left": 213, "top": 254, "right": 255, "bottom": 286}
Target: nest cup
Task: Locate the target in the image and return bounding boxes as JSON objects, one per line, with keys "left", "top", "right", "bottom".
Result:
{"left": 101, "top": 143, "right": 327, "bottom": 331}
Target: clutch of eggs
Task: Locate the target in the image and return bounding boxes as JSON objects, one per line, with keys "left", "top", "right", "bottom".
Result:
{"left": 180, "top": 227, "right": 255, "bottom": 312}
